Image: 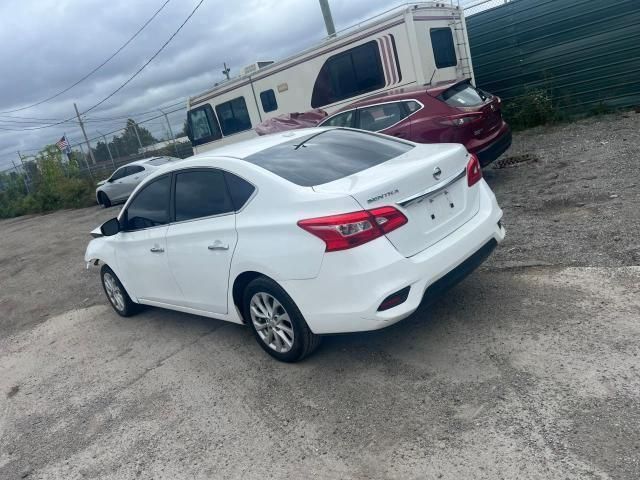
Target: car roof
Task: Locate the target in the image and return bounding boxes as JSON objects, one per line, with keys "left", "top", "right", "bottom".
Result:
{"left": 329, "top": 79, "right": 462, "bottom": 112}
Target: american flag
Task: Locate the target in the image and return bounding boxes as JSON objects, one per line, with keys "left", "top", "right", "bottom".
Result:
{"left": 55, "top": 135, "right": 71, "bottom": 154}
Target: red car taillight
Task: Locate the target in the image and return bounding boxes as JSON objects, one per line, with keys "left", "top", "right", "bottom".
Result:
{"left": 437, "top": 112, "right": 483, "bottom": 127}
{"left": 467, "top": 153, "right": 482, "bottom": 187}
{"left": 298, "top": 206, "right": 408, "bottom": 252}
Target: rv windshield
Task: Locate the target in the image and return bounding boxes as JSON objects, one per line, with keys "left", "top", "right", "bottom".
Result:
{"left": 243, "top": 129, "right": 413, "bottom": 187}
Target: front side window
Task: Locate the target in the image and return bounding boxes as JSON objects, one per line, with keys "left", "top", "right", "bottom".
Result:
{"left": 321, "top": 110, "right": 355, "bottom": 128}
{"left": 126, "top": 165, "right": 145, "bottom": 176}
{"left": 357, "top": 102, "right": 407, "bottom": 132}
{"left": 125, "top": 176, "right": 171, "bottom": 230}
{"left": 430, "top": 28, "right": 457, "bottom": 69}
{"left": 110, "top": 167, "right": 127, "bottom": 181}
{"left": 215, "top": 97, "right": 252, "bottom": 136}
{"left": 311, "top": 41, "right": 385, "bottom": 108}
{"left": 188, "top": 105, "right": 222, "bottom": 146}
{"left": 260, "top": 89, "right": 278, "bottom": 113}
{"left": 175, "top": 170, "right": 233, "bottom": 222}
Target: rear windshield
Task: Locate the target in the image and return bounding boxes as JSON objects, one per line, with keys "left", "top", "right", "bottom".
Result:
{"left": 243, "top": 129, "right": 413, "bottom": 187}
{"left": 146, "top": 157, "right": 173, "bottom": 166}
{"left": 440, "top": 82, "right": 488, "bottom": 107}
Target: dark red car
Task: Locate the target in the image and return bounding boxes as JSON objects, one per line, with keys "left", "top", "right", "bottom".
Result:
{"left": 318, "top": 80, "right": 511, "bottom": 166}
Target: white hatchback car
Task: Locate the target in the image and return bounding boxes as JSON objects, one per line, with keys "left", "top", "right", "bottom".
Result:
{"left": 85, "top": 128, "right": 505, "bottom": 362}
{"left": 96, "top": 156, "right": 180, "bottom": 207}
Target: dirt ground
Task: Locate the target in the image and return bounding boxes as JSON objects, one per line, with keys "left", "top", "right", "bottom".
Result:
{"left": 0, "top": 112, "right": 639, "bottom": 479}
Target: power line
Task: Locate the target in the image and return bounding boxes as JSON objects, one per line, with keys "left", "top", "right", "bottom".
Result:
{"left": 0, "top": 0, "right": 172, "bottom": 114}
{"left": 12, "top": 0, "right": 204, "bottom": 132}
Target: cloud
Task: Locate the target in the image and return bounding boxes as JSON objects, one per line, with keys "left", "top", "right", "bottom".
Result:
{"left": 0, "top": 0, "right": 408, "bottom": 168}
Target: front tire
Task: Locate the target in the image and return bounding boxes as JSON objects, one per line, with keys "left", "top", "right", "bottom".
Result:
{"left": 98, "top": 192, "right": 111, "bottom": 208}
{"left": 101, "top": 265, "right": 138, "bottom": 317}
{"left": 243, "top": 277, "right": 321, "bottom": 362}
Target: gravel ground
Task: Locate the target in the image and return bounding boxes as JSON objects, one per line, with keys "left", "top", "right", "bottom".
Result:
{"left": 0, "top": 112, "right": 639, "bottom": 479}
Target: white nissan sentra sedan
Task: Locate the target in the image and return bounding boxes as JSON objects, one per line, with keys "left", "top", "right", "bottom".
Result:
{"left": 85, "top": 128, "right": 505, "bottom": 362}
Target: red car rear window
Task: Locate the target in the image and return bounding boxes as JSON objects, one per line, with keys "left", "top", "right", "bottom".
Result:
{"left": 440, "top": 83, "right": 488, "bottom": 107}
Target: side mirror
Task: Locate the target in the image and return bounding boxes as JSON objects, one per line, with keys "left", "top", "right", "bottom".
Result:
{"left": 100, "top": 217, "right": 121, "bottom": 236}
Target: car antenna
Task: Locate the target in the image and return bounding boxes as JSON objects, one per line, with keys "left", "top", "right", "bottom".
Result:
{"left": 428, "top": 68, "right": 437, "bottom": 86}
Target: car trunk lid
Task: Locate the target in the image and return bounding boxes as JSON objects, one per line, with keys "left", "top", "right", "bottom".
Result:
{"left": 313, "top": 143, "right": 480, "bottom": 257}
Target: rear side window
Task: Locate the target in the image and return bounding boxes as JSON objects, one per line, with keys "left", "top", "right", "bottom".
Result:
{"left": 244, "top": 129, "right": 413, "bottom": 187}
{"left": 440, "top": 82, "right": 487, "bottom": 107}
{"left": 357, "top": 102, "right": 407, "bottom": 132}
{"left": 175, "top": 170, "right": 234, "bottom": 222}
{"left": 216, "top": 97, "right": 252, "bottom": 136}
{"left": 188, "top": 105, "right": 222, "bottom": 146}
{"left": 430, "top": 28, "right": 457, "bottom": 69}
{"left": 125, "top": 176, "right": 171, "bottom": 230}
{"left": 321, "top": 110, "right": 355, "bottom": 128}
{"left": 260, "top": 89, "right": 278, "bottom": 113}
{"left": 311, "top": 41, "right": 385, "bottom": 108}
{"left": 224, "top": 172, "right": 255, "bottom": 210}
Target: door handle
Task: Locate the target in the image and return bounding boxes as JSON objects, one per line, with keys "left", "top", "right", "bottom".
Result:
{"left": 150, "top": 246, "right": 164, "bottom": 253}
{"left": 208, "top": 242, "right": 229, "bottom": 251}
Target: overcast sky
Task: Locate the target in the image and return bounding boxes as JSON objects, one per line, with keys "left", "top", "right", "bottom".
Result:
{"left": 0, "top": 0, "right": 477, "bottom": 170}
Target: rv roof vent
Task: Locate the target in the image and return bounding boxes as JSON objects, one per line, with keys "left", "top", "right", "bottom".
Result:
{"left": 241, "top": 61, "right": 274, "bottom": 76}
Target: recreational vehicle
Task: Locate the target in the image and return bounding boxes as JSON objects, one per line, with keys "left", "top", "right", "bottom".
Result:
{"left": 186, "top": 2, "right": 474, "bottom": 154}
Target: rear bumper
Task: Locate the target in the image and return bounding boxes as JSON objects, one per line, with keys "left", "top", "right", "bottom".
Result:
{"left": 280, "top": 180, "right": 505, "bottom": 334}
{"left": 474, "top": 127, "right": 512, "bottom": 167}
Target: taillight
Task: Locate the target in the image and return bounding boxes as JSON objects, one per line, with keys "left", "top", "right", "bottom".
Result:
{"left": 298, "top": 206, "right": 408, "bottom": 252}
{"left": 437, "top": 112, "right": 483, "bottom": 127}
{"left": 467, "top": 153, "right": 482, "bottom": 187}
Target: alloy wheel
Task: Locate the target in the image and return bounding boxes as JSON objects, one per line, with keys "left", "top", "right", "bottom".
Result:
{"left": 103, "top": 272, "right": 125, "bottom": 312}
{"left": 249, "top": 292, "right": 295, "bottom": 353}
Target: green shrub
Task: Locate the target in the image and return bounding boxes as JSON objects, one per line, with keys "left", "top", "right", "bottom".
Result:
{"left": 502, "top": 89, "right": 559, "bottom": 130}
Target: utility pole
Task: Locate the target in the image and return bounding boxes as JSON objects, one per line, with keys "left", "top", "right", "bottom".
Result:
{"left": 16, "top": 151, "right": 31, "bottom": 194}
{"left": 222, "top": 62, "right": 231, "bottom": 80}
{"left": 159, "top": 108, "right": 179, "bottom": 156}
{"left": 76, "top": 141, "right": 94, "bottom": 181}
{"left": 98, "top": 131, "right": 116, "bottom": 169}
{"left": 11, "top": 159, "right": 30, "bottom": 194}
{"left": 133, "top": 123, "right": 144, "bottom": 151}
{"left": 319, "top": 0, "right": 336, "bottom": 37}
{"left": 74, "top": 103, "right": 97, "bottom": 165}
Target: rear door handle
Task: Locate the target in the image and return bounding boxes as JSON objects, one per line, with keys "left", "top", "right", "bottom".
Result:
{"left": 150, "top": 246, "right": 164, "bottom": 253}
{"left": 208, "top": 242, "right": 229, "bottom": 251}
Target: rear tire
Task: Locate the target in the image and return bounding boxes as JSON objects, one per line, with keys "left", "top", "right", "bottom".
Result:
{"left": 100, "top": 265, "right": 138, "bottom": 317}
{"left": 243, "top": 277, "right": 321, "bottom": 362}
{"left": 99, "top": 192, "right": 111, "bottom": 208}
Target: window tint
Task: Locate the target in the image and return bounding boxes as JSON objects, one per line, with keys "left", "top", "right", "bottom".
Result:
{"left": 224, "top": 172, "right": 256, "bottom": 210}
{"left": 188, "top": 105, "right": 222, "bottom": 146}
{"left": 311, "top": 41, "right": 385, "bottom": 108}
{"left": 357, "top": 102, "right": 407, "bottom": 132}
{"left": 244, "top": 129, "right": 413, "bottom": 187}
{"left": 405, "top": 100, "right": 422, "bottom": 113}
{"left": 260, "top": 89, "right": 278, "bottom": 113}
{"left": 440, "top": 82, "right": 487, "bottom": 107}
{"left": 126, "top": 165, "right": 144, "bottom": 175}
{"left": 125, "top": 176, "right": 171, "bottom": 230}
{"left": 321, "top": 110, "right": 355, "bottom": 128}
{"left": 175, "top": 170, "right": 233, "bottom": 222}
{"left": 216, "top": 97, "right": 252, "bottom": 136}
{"left": 430, "top": 28, "right": 457, "bottom": 69}
{"left": 110, "top": 167, "right": 127, "bottom": 181}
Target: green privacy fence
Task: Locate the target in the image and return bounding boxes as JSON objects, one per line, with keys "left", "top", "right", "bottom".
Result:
{"left": 466, "top": 0, "right": 640, "bottom": 113}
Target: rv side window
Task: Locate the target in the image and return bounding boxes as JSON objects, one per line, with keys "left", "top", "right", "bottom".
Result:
{"left": 430, "top": 28, "right": 457, "bottom": 69}
{"left": 188, "top": 105, "right": 222, "bottom": 146}
{"left": 215, "top": 97, "right": 252, "bottom": 136}
{"left": 311, "top": 41, "right": 385, "bottom": 108}
{"left": 260, "top": 89, "right": 278, "bottom": 113}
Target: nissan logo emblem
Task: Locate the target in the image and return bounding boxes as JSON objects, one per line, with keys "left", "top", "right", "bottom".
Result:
{"left": 433, "top": 167, "right": 442, "bottom": 180}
